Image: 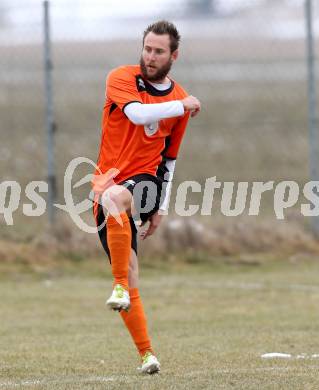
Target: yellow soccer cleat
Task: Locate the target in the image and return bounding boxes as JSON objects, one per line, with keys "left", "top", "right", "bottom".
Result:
{"left": 106, "top": 284, "right": 130, "bottom": 312}
{"left": 138, "top": 352, "right": 161, "bottom": 375}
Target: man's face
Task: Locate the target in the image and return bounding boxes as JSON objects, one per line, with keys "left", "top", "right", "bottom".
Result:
{"left": 140, "top": 32, "right": 178, "bottom": 82}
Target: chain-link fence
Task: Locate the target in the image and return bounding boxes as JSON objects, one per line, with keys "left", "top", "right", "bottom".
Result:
{"left": 1, "top": 0, "right": 319, "bottom": 255}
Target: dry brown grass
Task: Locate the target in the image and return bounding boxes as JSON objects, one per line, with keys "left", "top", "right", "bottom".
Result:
{"left": 1, "top": 212, "right": 319, "bottom": 267}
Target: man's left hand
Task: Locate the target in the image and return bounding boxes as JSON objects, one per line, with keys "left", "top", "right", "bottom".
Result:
{"left": 140, "top": 211, "right": 163, "bottom": 240}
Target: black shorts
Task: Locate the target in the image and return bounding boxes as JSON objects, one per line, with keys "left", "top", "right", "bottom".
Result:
{"left": 93, "top": 173, "right": 164, "bottom": 262}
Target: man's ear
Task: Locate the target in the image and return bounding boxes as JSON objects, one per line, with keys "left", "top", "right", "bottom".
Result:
{"left": 171, "top": 49, "right": 179, "bottom": 61}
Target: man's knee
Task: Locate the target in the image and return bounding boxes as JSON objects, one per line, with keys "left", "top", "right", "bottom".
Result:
{"left": 102, "top": 185, "right": 132, "bottom": 215}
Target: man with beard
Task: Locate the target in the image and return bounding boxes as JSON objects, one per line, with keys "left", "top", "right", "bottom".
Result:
{"left": 93, "top": 20, "right": 201, "bottom": 374}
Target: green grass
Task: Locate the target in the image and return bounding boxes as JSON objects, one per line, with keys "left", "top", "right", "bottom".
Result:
{"left": 1, "top": 259, "right": 319, "bottom": 389}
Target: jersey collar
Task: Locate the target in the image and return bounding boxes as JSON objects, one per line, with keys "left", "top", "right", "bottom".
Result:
{"left": 136, "top": 74, "right": 175, "bottom": 96}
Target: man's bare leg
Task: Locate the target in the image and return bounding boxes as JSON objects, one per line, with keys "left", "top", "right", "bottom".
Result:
{"left": 128, "top": 249, "right": 139, "bottom": 289}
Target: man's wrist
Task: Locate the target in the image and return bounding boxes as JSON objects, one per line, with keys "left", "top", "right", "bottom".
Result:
{"left": 177, "top": 100, "right": 185, "bottom": 114}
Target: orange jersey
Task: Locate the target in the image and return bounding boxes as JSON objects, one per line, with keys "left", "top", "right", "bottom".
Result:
{"left": 95, "top": 65, "right": 190, "bottom": 184}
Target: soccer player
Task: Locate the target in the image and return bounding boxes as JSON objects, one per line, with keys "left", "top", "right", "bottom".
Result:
{"left": 93, "top": 20, "right": 201, "bottom": 374}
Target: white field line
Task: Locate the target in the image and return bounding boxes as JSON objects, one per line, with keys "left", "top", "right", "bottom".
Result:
{"left": 261, "top": 353, "right": 319, "bottom": 360}
{"left": 182, "top": 366, "right": 319, "bottom": 376}
{"left": 0, "top": 376, "right": 119, "bottom": 388}
{"left": 215, "top": 366, "right": 319, "bottom": 374}
{"left": 2, "top": 366, "right": 318, "bottom": 387}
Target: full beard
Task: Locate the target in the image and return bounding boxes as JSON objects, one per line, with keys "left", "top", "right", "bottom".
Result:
{"left": 140, "top": 56, "right": 173, "bottom": 82}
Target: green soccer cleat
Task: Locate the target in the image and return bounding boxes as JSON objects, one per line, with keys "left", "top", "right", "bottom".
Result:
{"left": 138, "top": 352, "right": 161, "bottom": 375}
{"left": 106, "top": 284, "right": 130, "bottom": 312}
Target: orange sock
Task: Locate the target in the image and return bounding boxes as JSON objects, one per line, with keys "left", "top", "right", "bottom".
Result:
{"left": 106, "top": 213, "right": 131, "bottom": 291}
{"left": 120, "top": 288, "right": 153, "bottom": 357}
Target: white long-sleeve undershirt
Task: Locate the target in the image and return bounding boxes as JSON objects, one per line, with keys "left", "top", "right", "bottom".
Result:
{"left": 124, "top": 101, "right": 184, "bottom": 125}
{"left": 123, "top": 81, "right": 182, "bottom": 211}
{"left": 159, "top": 159, "right": 176, "bottom": 211}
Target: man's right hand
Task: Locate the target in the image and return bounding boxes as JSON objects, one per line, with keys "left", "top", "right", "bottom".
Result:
{"left": 181, "top": 95, "right": 201, "bottom": 117}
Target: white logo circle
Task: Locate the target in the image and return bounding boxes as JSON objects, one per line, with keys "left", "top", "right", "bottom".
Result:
{"left": 144, "top": 122, "right": 159, "bottom": 136}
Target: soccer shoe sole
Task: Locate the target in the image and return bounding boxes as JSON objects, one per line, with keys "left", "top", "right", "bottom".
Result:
{"left": 139, "top": 361, "right": 161, "bottom": 375}
{"left": 144, "top": 363, "right": 160, "bottom": 374}
{"left": 106, "top": 299, "right": 130, "bottom": 312}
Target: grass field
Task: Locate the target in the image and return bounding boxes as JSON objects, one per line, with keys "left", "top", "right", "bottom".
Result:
{"left": 1, "top": 258, "right": 319, "bottom": 389}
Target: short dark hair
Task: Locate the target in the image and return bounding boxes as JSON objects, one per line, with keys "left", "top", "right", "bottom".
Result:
{"left": 143, "top": 20, "right": 181, "bottom": 53}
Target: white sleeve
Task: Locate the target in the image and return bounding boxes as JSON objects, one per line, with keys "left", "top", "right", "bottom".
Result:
{"left": 159, "top": 159, "right": 176, "bottom": 211}
{"left": 124, "top": 101, "right": 184, "bottom": 125}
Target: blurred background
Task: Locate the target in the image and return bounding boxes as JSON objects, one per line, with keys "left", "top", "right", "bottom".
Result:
{"left": 1, "top": 0, "right": 319, "bottom": 264}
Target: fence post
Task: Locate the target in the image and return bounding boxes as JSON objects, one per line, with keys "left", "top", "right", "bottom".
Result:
{"left": 305, "top": 0, "right": 319, "bottom": 236}
{"left": 43, "top": 0, "right": 56, "bottom": 225}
